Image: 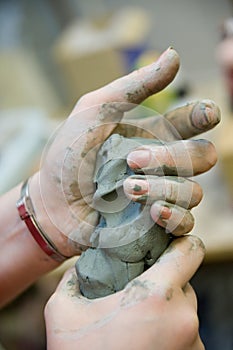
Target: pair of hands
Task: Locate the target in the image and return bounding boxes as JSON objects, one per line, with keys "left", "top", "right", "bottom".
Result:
{"left": 31, "top": 48, "right": 220, "bottom": 349}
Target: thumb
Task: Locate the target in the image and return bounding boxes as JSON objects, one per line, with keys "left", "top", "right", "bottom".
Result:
{"left": 138, "top": 235, "right": 205, "bottom": 289}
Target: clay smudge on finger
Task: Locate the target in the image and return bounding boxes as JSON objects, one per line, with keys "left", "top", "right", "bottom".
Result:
{"left": 133, "top": 165, "right": 180, "bottom": 177}
{"left": 125, "top": 83, "right": 156, "bottom": 104}
{"left": 123, "top": 48, "right": 180, "bottom": 105}
{"left": 69, "top": 181, "right": 80, "bottom": 198}
{"left": 165, "top": 287, "right": 174, "bottom": 301}
{"left": 187, "top": 236, "right": 206, "bottom": 255}
{"left": 81, "top": 151, "right": 87, "bottom": 158}
{"left": 124, "top": 178, "right": 149, "bottom": 195}
{"left": 134, "top": 194, "right": 149, "bottom": 203}
{"left": 97, "top": 102, "right": 124, "bottom": 122}
{"left": 166, "top": 176, "right": 186, "bottom": 183}
{"left": 133, "top": 184, "right": 142, "bottom": 192}
{"left": 53, "top": 175, "right": 61, "bottom": 184}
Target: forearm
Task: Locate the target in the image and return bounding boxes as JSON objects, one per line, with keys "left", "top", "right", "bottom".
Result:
{"left": 0, "top": 182, "right": 60, "bottom": 308}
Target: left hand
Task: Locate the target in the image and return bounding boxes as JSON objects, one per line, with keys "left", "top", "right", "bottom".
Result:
{"left": 29, "top": 48, "right": 220, "bottom": 257}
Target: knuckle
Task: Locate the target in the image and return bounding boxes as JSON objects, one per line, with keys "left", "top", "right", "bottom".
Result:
{"left": 166, "top": 180, "right": 176, "bottom": 202}
{"left": 151, "top": 282, "right": 175, "bottom": 305}
{"left": 181, "top": 310, "right": 200, "bottom": 345}
{"left": 77, "top": 92, "right": 93, "bottom": 107}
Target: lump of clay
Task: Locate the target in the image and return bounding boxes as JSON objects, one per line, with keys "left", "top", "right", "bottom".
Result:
{"left": 75, "top": 134, "right": 171, "bottom": 299}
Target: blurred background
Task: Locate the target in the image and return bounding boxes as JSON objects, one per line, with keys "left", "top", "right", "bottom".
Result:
{"left": 1, "top": 0, "right": 233, "bottom": 349}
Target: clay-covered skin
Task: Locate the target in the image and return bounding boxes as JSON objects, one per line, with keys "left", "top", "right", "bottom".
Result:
{"left": 75, "top": 135, "right": 171, "bottom": 299}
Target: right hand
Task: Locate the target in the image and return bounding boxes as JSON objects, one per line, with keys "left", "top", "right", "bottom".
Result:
{"left": 45, "top": 235, "right": 205, "bottom": 350}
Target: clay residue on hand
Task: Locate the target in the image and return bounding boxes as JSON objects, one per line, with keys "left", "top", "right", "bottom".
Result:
{"left": 120, "top": 279, "right": 155, "bottom": 308}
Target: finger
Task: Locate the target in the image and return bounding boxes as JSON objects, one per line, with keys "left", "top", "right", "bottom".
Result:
{"left": 164, "top": 99, "right": 221, "bottom": 139}
{"left": 74, "top": 47, "right": 180, "bottom": 111}
{"left": 150, "top": 200, "right": 195, "bottom": 235}
{"left": 123, "top": 175, "right": 203, "bottom": 209}
{"left": 138, "top": 235, "right": 205, "bottom": 288}
{"left": 127, "top": 139, "right": 217, "bottom": 176}
{"left": 134, "top": 100, "right": 221, "bottom": 141}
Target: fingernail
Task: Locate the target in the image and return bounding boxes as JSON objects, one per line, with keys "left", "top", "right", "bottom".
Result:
{"left": 159, "top": 46, "right": 175, "bottom": 58}
{"left": 124, "top": 179, "right": 148, "bottom": 194}
{"left": 203, "top": 100, "right": 221, "bottom": 126}
{"left": 151, "top": 203, "right": 172, "bottom": 221}
{"left": 160, "top": 206, "right": 172, "bottom": 220}
{"left": 127, "top": 149, "right": 151, "bottom": 169}
{"left": 159, "top": 46, "right": 176, "bottom": 59}
{"left": 191, "top": 100, "right": 221, "bottom": 130}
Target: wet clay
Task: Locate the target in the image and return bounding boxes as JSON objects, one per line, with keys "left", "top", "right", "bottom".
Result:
{"left": 75, "top": 134, "right": 171, "bottom": 299}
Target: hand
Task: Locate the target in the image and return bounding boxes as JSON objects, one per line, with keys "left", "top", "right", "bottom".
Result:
{"left": 29, "top": 47, "right": 220, "bottom": 257}
{"left": 45, "top": 235, "right": 205, "bottom": 350}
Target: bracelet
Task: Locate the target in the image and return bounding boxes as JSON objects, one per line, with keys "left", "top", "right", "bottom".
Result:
{"left": 16, "top": 179, "right": 68, "bottom": 262}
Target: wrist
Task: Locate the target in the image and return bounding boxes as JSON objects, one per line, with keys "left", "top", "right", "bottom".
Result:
{"left": 27, "top": 173, "right": 76, "bottom": 258}
{"left": 0, "top": 184, "right": 61, "bottom": 306}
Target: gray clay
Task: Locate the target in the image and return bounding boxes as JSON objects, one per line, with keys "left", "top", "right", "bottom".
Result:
{"left": 75, "top": 134, "right": 171, "bottom": 299}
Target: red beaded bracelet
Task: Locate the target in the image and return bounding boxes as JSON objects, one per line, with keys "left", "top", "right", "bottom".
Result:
{"left": 16, "top": 179, "right": 68, "bottom": 263}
